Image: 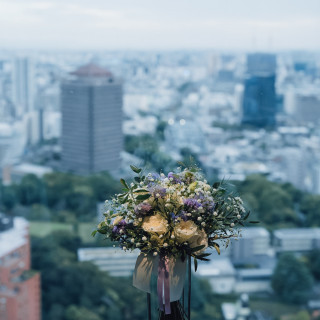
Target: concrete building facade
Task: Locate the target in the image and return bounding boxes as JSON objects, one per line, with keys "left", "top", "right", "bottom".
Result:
{"left": 0, "top": 214, "right": 41, "bottom": 320}
{"left": 61, "top": 63, "right": 123, "bottom": 175}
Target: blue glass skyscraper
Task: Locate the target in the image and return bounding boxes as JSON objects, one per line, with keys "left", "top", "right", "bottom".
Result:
{"left": 242, "top": 53, "right": 277, "bottom": 127}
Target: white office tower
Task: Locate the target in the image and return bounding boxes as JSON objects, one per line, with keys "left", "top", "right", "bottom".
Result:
{"left": 12, "top": 57, "right": 39, "bottom": 145}
{"left": 61, "top": 63, "right": 123, "bottom": 175}
{"left": 12, "top": 58, "right": 35, "bottom": 115}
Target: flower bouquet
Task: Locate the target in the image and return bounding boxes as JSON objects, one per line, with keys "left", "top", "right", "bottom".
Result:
{"left": 93, "top": 165, "right": 250, "bottom": 318}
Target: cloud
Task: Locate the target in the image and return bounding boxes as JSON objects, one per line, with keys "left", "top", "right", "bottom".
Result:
{"left": 0, "top": 0, "right": 319, "bottom": 50}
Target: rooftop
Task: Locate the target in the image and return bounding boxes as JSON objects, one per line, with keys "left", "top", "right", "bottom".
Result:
{"left": 12, "top": 163, "right": 53, "bottom": 177}
{"left": 274, "top": 228, "right": 320, "bottom": 239}
{"left": 0, "top": 217, "right": 29, "bottom": 258}
{"left": 70, "top": 63, "right": 113, "bottom": 78}
{"left": 240, "top": 227, "right": 270, "bottom": 239}
{"left": 197, "top": 257, "right": 235, "bottom": 277}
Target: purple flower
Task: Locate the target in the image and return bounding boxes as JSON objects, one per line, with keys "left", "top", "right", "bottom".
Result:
{"left": 152, "top": 187, "right": 167, "bottom": 198}
{"left": 135, "top": 202, "right": 152, "bottom": 216}
{"left": 112, "top": 220, "right": 127, "bottom": 234}
{"left": 168, "top": 172, "right": 182, "bottom": 184}
{"left": 171, "top": 212, "right": 188, "bottom": 222}
{"left": 184, "top": 198, "right": 201, "bottom": 210}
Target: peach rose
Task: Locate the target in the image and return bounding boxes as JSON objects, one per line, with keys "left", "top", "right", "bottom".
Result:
{"left": 142, "top": 214, "right": 168, "bottom": 234}
{"left": 174, "top": 220, "right": 198, "bottom": 243}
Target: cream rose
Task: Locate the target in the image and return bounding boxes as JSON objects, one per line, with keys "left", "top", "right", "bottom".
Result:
{"left": 189, "top": 229, "right": 208, "bottom": 254}
{"left": 174, "top": 220, "right": 198, "bottom": 243}
{"left": 113, "top": 216, "right": 123, "bottom": 226}
{"left": 142, "top": 214, "right": 168, "bottom": 234}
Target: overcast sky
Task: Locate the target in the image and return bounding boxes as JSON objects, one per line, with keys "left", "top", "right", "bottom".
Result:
{"left": 1, "top": 0, "right": 320, "bottom": 51}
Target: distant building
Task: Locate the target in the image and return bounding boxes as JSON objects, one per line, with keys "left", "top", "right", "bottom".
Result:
{"left": 9, "top": 163, "right": 53, "bottom": 183}
{"left": 197, "top": 258, "right": 236, "bottom": 294}
{"left": 0, "top": 214, "right": 41, "bottom": 320}
{"left": 292, "top": 93, "right": 320, "bottom": 125}
{"left": 61, "top": 63, "right": 123, "bottom": 175}
{"left": 12, "top": 58, "right": 35, "bottom": 114}
{"left": 230, "top": 227, "right": 271, "bottom": 263}
{"left": 12, "top": 58, "right": 39, "bottom": 145}
{"left": 221, "top": 294, "right": 251, "bottom": 320}
{"left": 77, "top": 247, "right": 139, "bottom": 277}
{"left": 274, "top": 228, "right": 320, "bottom": 253}
{"left": 234, "top": 269, "right": 273, "bottom": 293}
{"left": 242, "top": 53, "right": 277, "bottom": 127}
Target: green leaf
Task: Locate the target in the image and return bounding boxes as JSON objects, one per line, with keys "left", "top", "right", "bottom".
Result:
{"left": 136, "top": 194, "right": 151, "bottom": 201}
{"left": 249, "top": 220, "right": 260, "bottom": 224}
{"left": 120, "top": 178, "right": 129, "bottom": 189}
{"left": 134, "top": 177, "right": 141, "bottom": 183}
{"left": 133, "top": 189, "right": 149, "bottom": 193}
{"left": 212, "top": 182, "right": 220, "bottom": 188}
{"left": 120, "top": 195, "right": 129, "bottom": 204}
{"left": 197, "top": 257, "right": 210, "bottom": 261}
{"left": 118, "top": 193, "right": 127, "bottom": 198}
{"left": 194, "top": 257, "right": 198, "bottom": 272}
{"left": 243, "top": 211, "right": 251, "bottom": 220}
{"left": 91, "top": 230, "right": 97, "bottom": 237}
{"left": 213, "top": 243, "right": 220, "bottom": 255}
{"left": 189, "top": 245, "right": 205, "bottom": 253}
{"left": 130, "top": 165, "right": 142, "bottom": 173}
{"left": 196, "top": 253, "right": 211, "bottom": 259}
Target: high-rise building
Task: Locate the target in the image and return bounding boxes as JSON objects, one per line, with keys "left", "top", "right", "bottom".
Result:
{"left": 12, "top": 58, "right": 35, "bottom": 115}
{"left": 242, "top": 53, "right": 277, "bottom": 127}
{"left": 0, "top": 214, "right": 41, "bottom": 320}
{"left": 61, "top": 63, "right": 123, "bottom": 175}
{"left": 12, "top": 57, "right": 39, "bottom": 145}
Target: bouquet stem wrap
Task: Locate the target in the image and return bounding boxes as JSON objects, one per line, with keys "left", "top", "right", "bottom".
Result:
{"left": 133, "top": 253, "right": 187, "bottom": 315}
{"left": 157, "top": 255, "right": 171, "bottom": 314}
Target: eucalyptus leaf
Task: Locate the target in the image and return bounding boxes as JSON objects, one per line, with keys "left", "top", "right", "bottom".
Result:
{"left": 213, "top": 243, "right": 220, "bottom": 255}
{"left": 194, "top": 257, "right": 198, "bottom": 272}
{"left": 134, "top": 189, "right": 149, "bottom": 193}
{"left": 91, "top": 230, "right": 97, "bottom": 237}
{"left": 130, "top": 165, "right": 142, "bottom": 173}
{"left": 189, "top": 245, "right": 205, "bottom": 253}
{"left": 136, "top": 194, "right": 151, "bottom": 201}
{"left": 243, "top": 211, "right": 251, "bottom": 220}
{"left": 120, "top": 178, "right": 129, "bottom": 189}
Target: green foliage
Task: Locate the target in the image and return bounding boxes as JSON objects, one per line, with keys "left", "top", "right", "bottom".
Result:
{"left": 0, "top": 171, "right": 121, "bottom": 222}
{"left": 288, "top": 310, "right": 311, "bottom": 320}
{"left": 305, "top": 249, "right": 320, "bottom": 280}
{"left": 65, "top": 305, "right": 102, "bottom": 320}
{"left": 237, "top": 175, "right": 299, "bottom": 228}
{"left": 29, "top": 204, "right": 52, "bottom": 221}
{"left": 300, "top": 194, "right": 320, "bottom": 226}
{"left": 18, "top": 174, "right": 44, "bottom": 205}
{"left": 0, "top": 185, "right": 17, "bottom": 211}
{"left": 124, "top": 134, "right": 175, "bottom": 172}
{"left": 271, "top": 253, "right": 313, "bottom": 304}
{"left": 31, "top": 230, "right": 146, "bottom": 320}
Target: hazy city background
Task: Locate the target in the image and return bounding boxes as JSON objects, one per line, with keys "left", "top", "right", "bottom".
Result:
{"left": 1, "top": 1, "right": 320, "bottom": 320}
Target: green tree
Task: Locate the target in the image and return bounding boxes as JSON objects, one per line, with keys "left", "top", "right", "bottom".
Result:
{"left": 88, "top": 173, "right": 121, "bottom": 202}
{"left": 300, "top": 194, "right": 320, "bottom": 226}
{"left": 18, "top": 174, "right": 43, "bottom": 205}
{"left": 306, "top": 249, "right": 320, "bottom": 280}
{"left": 289, "top": 310, "right": 311, "bottom": 320}
{"left": 271, "top": 253, "right": 313, "bottom": 304}
{"left": 237, "top": 175, "right": 298, "bottom": 227}
{"left": 0, "top": 185, "right": 17, "bottom": 211}
{"left": 29, "top": 204, "right": 51, "bottom": 221}
{"left": 65, "top": 305, "right": 102, "bottom": 320}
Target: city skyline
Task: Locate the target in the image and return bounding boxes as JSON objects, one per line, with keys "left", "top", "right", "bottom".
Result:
{"left": 0, "top": 0, "right": 320, "bottom": 51}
